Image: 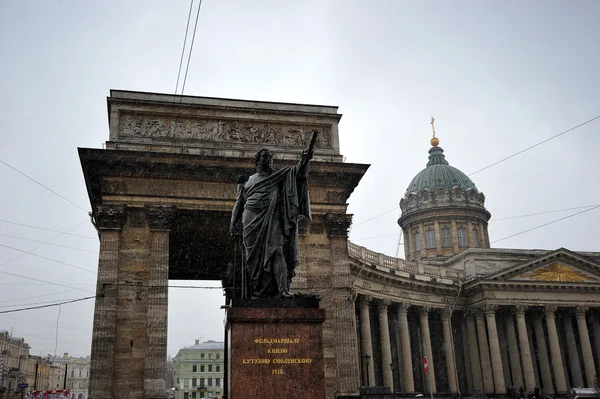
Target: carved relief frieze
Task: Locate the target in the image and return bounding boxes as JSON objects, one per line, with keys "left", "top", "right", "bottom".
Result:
{"left": 119, "top": 113, "right": 332, "bottom": 149}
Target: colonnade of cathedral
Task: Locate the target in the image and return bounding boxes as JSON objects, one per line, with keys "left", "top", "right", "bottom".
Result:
{"left": 356, "top": 295, "right": 600, "bottom": 395}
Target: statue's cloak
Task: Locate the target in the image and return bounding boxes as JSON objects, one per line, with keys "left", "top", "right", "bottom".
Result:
{"left": 242, "top": 165, "right": 311, "bottom": 297}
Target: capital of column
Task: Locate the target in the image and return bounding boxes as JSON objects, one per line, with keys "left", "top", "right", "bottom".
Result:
{"left": 441, "top": 308, "right": 453, "bottom": 321}
{"left": 575, "top": 307, "right": 589, "bottom": 320}
{"left": 378, "top": 299, "right": 392, "bottom": 312}
{"left": 484, "top": 305, "right": 498, "bottom": 317}
{"left": 146, "top": 206, "right": 176, "bottom": 231}
{"left": 515, "top": 305, "right": 528, "bottom": 317}
{"left": 359, "top": 295, "right": 373, "bottom": 306}
{"left": 419, "top": 306, "right": 432, "bottom": 318}
{"left": 544, "top": 305, "right": 558, "bottom": 318}
{"left": 93, "top": 204, "right": 126, "bottom": 230}
{"left": 397, "top": 302, "right": 411, "bottom": 315}
{"left": 324, "top": 213, "right": 353, "bottom": 237}
{"left": 464, "top": 308, "right": 477, "bottom": 320}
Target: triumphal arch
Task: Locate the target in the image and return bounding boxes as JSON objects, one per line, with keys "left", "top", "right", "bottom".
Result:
{"left": 79, "top": 90, "right": 369, "bottom": 399}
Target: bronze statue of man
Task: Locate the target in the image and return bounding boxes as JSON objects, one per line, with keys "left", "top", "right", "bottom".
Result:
{"left": 230, "top": 144, "right": 314, "bottom": 298}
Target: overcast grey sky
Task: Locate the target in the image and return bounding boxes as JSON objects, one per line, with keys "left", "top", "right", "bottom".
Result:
{"left": 0, "top": 0, "right": 598, "bottom": 358}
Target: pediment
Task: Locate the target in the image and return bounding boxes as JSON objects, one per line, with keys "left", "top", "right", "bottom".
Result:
{"left": 486, "top": 248, "right": 600, "bottom": 283}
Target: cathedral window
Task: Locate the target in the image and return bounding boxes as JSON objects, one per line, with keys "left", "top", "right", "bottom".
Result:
{"left": 415, "top": 232, "right": 421, "bottom": 251}
{"left": 426, "top": 230, "right": 436, "bottom": 249}
{"left": 458, "top": 228, "right": 467, "bottom": 247}
{"left": 473, "top": 229, "right": 480, "bottom": 247}
{"left": 441, "top": 228, "right": 452, "bottom": 248}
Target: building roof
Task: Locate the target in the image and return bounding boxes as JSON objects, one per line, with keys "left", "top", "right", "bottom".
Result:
{"left": 183, "top": 340, "right": 224, "bottom": 350}
{"left": 404, "top": 145, "right": 478, "bottom": 196}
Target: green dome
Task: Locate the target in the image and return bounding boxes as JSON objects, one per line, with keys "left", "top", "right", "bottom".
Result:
{"left": 405, "top": 146, "right": 478, "bottom": 195}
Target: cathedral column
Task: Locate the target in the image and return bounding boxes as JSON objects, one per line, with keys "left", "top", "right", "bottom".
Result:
{"left": 359, "top": 295, "right": 375, "bottom": 386}
{"left": 591, "top": 312, "right": 600, "bottom": 371}
{"left": 466, "top": 312, "right": 483, "bottom": 391}
{"left": 461, "top": 317, "right": 474, "bottom": 393}
{"left": 484, "top": 306, "right": 505, "bottom": 393}
{"left": 504, "top": 310, "right": 524, "bottom": 389}
{"left": 545, "top": 306, "right": 568, "bottom": 393}
{"left": 89, "top": 205, "right": 126, "bottom": 399}
{"left": 533, "top": 312, "right": 553, "bottom": 394}
{"left": 397, "top": 303, "right": 414, "bottom": 393}
{"left": 515, "top": 306, "right": 536, "bottom": 391}
{"left": 442, "top": 309, "right": 458, "bottom": 393}
{"left": 145, "top": 207, "right": 175, "bottom": 399}
{"left": 420, "top": 307, "right": 436, "bottom": 393}
{"left": 378, "top": 300, "right": 394, "bottom": 391}
{"left": 475, "top": 310, "right": 494, "bottom": 393}
{"left": 575, "top": 307, "right": 596, "bottom": 388}
{"left": 563, "top": 312, "right": 584, "bottom": 387}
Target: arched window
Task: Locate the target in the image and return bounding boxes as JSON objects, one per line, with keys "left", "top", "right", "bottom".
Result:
{"left": 441, "top": 228, "right": 451, "bottom": 248}
{"left": 426, "top": 230, "right": 436, "bottom": 249}
{"left": 458, "top": 228, "right": 467, "bottom": 247}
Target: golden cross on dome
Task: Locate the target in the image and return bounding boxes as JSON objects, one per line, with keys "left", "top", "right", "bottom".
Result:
{"left": 430, "top": 117, "right": 436, "bottom": 138}
{"left": 430, "top": 117, "right": 440, "bottom": 147}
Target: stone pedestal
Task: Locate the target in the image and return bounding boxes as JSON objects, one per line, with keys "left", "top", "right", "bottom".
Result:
{"left": 226, "top": 298, "right": 326, "bottom": 399}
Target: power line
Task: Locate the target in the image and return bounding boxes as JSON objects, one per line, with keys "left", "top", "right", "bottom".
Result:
{"left": 469, "top": 115, "right": 600, "bottom": 176}
{"left": 0, "top": 219, "right": 93, "bottom": 268}
{"left": 491, "top": 204, "right": 600, "bottom": 222}
{"left": 0, "top": 296, "right": 95, "bottom": 314}
{"left": 492, "top": 204, "right": 600, "bottom": 244}
{"left": 180, "top": 0, "right": 203, "bottom": 95}
{"left": 0, "top": 219, "right": 96, "bottom": 240}
{"left": 175, "top": 0, "right": 195, "bottom": 94}
{"left": 0, "top": 270, "right": 95, "bottom": 293}
{"left": 0, "top": 287, "right": 94, "bottom": 306}
{"left": 352, "top": 207, "right": 398, "bottom": 227}
{"left": 0, "top": 242, "right": 96, "bottom": 274}
{"left": 0, "top": 159, "right": 89, "bottom": 212}
{"left": 0, "top": 232, "right": 98, "bottom": 253}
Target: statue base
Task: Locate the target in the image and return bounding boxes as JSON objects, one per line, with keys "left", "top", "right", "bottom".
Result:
{"left": 225, "top": 298, "right": 326, "bottom": 399}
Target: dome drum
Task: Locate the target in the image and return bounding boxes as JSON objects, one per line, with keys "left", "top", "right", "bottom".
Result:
{"left": 399, "top": 143, "right": 491, "bottom": 260}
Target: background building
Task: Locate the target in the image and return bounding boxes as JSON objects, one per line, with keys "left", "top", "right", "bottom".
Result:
{"left": 0, "top": 330, "right": 31, "bottom": 399}
{"left": 173, "top": 340, "right": 224, "bottom": 399}
{"left": 52, "top": 353, "right": 90, "bottom": 399}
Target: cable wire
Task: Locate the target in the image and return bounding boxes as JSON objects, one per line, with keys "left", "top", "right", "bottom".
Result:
{"left": 492, "top": 204, "right": 600, "bottom": 244}
{"left": 491, "top": 204, "right": 600, "bottom": 221}
{"left": 0, "top": 219, "right": 96, "bottom": 240}
{"left": 175, "top": 0, "right": 195, "bottom": 94}
{"left": 469, "top": 115, "right": 600, "bottom": 176}
{"left": 0, "top": 159, "right": 89, "bottom": 212}
{"left": 0, "top": 219, "right": 92, "bottom": 269}
{"left": 0, "top": 296, "right": 94, "bottom": 315}
{"left": 0, "top": 270, "right": 96, "bottom": 293}
{"left": 0, "top": 242, "right": 96, "bottom": 274}
{"left": 180, "top": 0, "right": 203, "bottom": 95}
{"left": 0, "top": 233, "right": 98, "bottom": 253}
